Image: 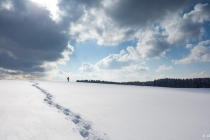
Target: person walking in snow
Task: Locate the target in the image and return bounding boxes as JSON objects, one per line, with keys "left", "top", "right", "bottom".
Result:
{"left": 67, "top": 77, "right": 69, "bottom": 82}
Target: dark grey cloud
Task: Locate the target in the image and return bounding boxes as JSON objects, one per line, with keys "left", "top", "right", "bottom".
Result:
{"left": 1, "top": 0, "right": 209, "bottom": 80}
{"left": 58, "top": 0, "right": 102, "bottom": 11}
{"left": 74, "top": 0, "right": 102, "bottom": 8}
{"left": 141, "top": 40, "right": 169, "bottom": 58}
{"left": 0, "top": 0, "right": 71, "bottom": 73}
{"left": 58, "top": 0, "right": 102, "bottom": 28}
{"left": 0, "top": 68, "right": 22, "bottom": 75}
{"left": 105, "top": 0, "right": 190, "bottom": 27}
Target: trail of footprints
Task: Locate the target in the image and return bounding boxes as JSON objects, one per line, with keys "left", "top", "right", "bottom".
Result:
{"left": 32, "top": 82, "right": 109, "bottom": 140}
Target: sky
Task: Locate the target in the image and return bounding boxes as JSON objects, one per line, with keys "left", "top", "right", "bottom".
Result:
{"left": 0, "top": 0, "right": 210, "bottom": 82}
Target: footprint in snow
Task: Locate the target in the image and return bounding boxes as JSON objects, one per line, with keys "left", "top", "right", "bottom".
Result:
{"left": 31, "top": 81, "right": 109, "bottom": 140}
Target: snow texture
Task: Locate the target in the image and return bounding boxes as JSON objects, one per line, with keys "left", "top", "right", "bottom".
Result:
{"left": 0, "top": 80, "right": 83, "bottom": 140}
{"left": 0, "top": 80, "right": 210, "bottom": 140}
{"left": 32, "top": 82, "right": 109, "bottom": 140}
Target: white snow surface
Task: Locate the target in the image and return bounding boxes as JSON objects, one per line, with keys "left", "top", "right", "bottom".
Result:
{"left": 0, "top": 80, "right": 210, "bottom": 140}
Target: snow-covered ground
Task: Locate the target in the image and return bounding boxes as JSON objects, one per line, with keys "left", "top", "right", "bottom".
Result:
{"left": 0, "top": 80, "right": 210, "bottom": 140}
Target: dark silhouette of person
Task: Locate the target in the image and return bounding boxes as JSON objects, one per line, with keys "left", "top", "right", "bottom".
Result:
{"left": 67, "top": 77, "right": 69, "bottom": 82}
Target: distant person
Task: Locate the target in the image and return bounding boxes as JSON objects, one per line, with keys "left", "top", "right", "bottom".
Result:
{"left": 67, "top": 77, "right": 69, "bottom": 82}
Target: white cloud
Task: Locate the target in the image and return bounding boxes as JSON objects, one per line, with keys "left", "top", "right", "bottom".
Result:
{"left": 69, "top": 8, "right": 138, "bottom": 46}
{"left": 136, "top": 30, "right": 169, "bottom": 58}
{"left": 192, "top": 71, "right": 210, "bottom": 78}
{"left": 1, "top": 0, "right": 210, "bottom": 81}
{"left": 156, "top": 65, "right": 173, "bottom": 72}
{"left": 77, "top": 61, "right": 149, "bottom": 81}
{"left": 0, "top": 0, "right": 14, "bottom": 10}
{"left": 79, "top": 62, "right": 96, "bottom": 72}
{"left": 161, "top": 3, "right": 210, "bottom": 45}
{"left": 69, "top": 2, "right": 210, "bottom": 70}
{"left": 173, "top": 40, "right": 210, "bottom": 64}
{"left": 95, "top": 50, "right": 132, "bottom": 69}
{"left": 184, "top": 3, "right": 210, "bottom": 23}
{"left": 30, "top": 0, "right": 61, "bottom": 21}
{"left": 68, "top": 2, "right": 210, "bottom": 48}
{"left": 122, "top": 64, "right": 149, "bottom": 72}
{"left": 95, "top": 28, "right": 170, "bottom": 70}
{"left": 57, "top": 43, "right": 74, "bottom": 65}
{"left": 38, "top": 68, "right": 83, "bottom": 82}
{"left": 186, "top": 44, "right": 193, "bottom": 49}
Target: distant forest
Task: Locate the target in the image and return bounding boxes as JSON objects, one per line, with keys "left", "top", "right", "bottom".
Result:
{"left": 76, "top": 78, "right": 210, "bottom": 88}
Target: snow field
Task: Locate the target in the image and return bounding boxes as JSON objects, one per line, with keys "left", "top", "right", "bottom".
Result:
{"left": 31, "top": 82, "right": 109, "bottom": 140}
{"left": 0, "top": 80, "right": 83, "bottom": 140}
{"left": 38, "top": 81, "right": 210, "bottom": 140}
{"left": 1, "top": 80, "right": 210, "bottom": 140}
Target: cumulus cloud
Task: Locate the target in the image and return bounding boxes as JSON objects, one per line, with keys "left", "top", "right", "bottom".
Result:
{"left": 162, "top": 3, "right": 210, "bottom": 45}
{"left": 186, "top": 44, "right": 194, "bottom": 49}
{"left": 56, "top": 0, "right": 204, "bottom": 48}
{"left": 59, "top": 1, "right": 210, "bottom": 60}
{"left": 0, "top": 0, "right": 73, "bottom": 77}
{"left": 68, "top": 7, "right": 138, "bottom": 46}
{"left": 91, "top": 3, "right": 210, "bottom": 71}
{"left": 95, "top": 50, "right": 132, "bottom": 69}
{"left": 156, "top": 65, "right": 173, "bottom": 72}
{"left": 79, "top": 53, "right": 149, "bottom": 78}
{"left": 57, "top": 0, "right": 193, "bottom": 46}
{"left": 136, "top": 30, "right": 169, "bottom": 58}
{"left": 184, "top": 3, "right": 210, "bottom": 23}
{"left": 79, "top": 62, "right": 96, "bottom": 72}
{"left": 94, "top": 28, "right": 169, "bottom": 70}
{"left": 173, "top": 40, "right": 210, "bottom": 64}
{"left": 105, "top": 0, "right": 190, "bottom": 27}
{"left": 1, "top": 0, "right": 210, "bottom": 80}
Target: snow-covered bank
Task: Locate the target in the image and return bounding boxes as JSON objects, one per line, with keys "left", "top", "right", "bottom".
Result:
{"left": 0, "top": 80, "right": 210, "bottom": 140}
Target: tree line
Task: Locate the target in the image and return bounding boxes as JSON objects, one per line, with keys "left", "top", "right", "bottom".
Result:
{"left": 76, "top": 77, "right": 210, "bottom": 88}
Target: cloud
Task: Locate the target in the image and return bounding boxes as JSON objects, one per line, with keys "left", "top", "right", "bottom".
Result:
{"left": 186, "top": 44, "right": 194, "bottom": 49}
{"left": 123, "top": 64, "right": 149, "bottom": 72}
{"left": 94, "top": 28, "right": 170, "bottom": 71}
{"left": 57, "top": 0, "right": 194, "bottom": 47}
{"left": 49, "top": 70, "right": 81, "bottom": 81}
{"left": 95, "top": 50, "right": 132, "bottom": 69}
{"left": 185, "top": 3, "right": 210, "bottom": 23}
{"left": 105, "top": 0, "right": 190, "bottom": 27}
{"left": 107, "top": 3, "right": 210, "bottom": 62}
{"left": 1, "top": 0, "right": 210, "bottom": 81}
{"left": 162, "top": 3, "right": 210, "bottom": 45}
{"left": 0, "top": 0, "right": 72, "bottom": 76}
{"left": 58, "top": 1, "right": 209, "bottom": 48}
{"left": 192, "top": 71, "right": 210, "bottom": 78}
{"left": 80, "top": 53, "right": 149, "bottom": 76}
{"left": 79, "top": 62, "right": 96, "bottom": 72}
{"left": 173, "top": 40, "right": 210, "bottom": 64}
{"left": 0, "top": 67, "right": 22, "bottom": 76}
{"left": 156, "top": 65, "right": 173, "bottom": 72}
{"left": 136, "top": 30, "right": 170, "bottom": 58}
{"left": 68, "top": 7, "right": 138, "bottom": 46}
{"left": 0, "top": 67, "right": 48, "bottom": 80}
